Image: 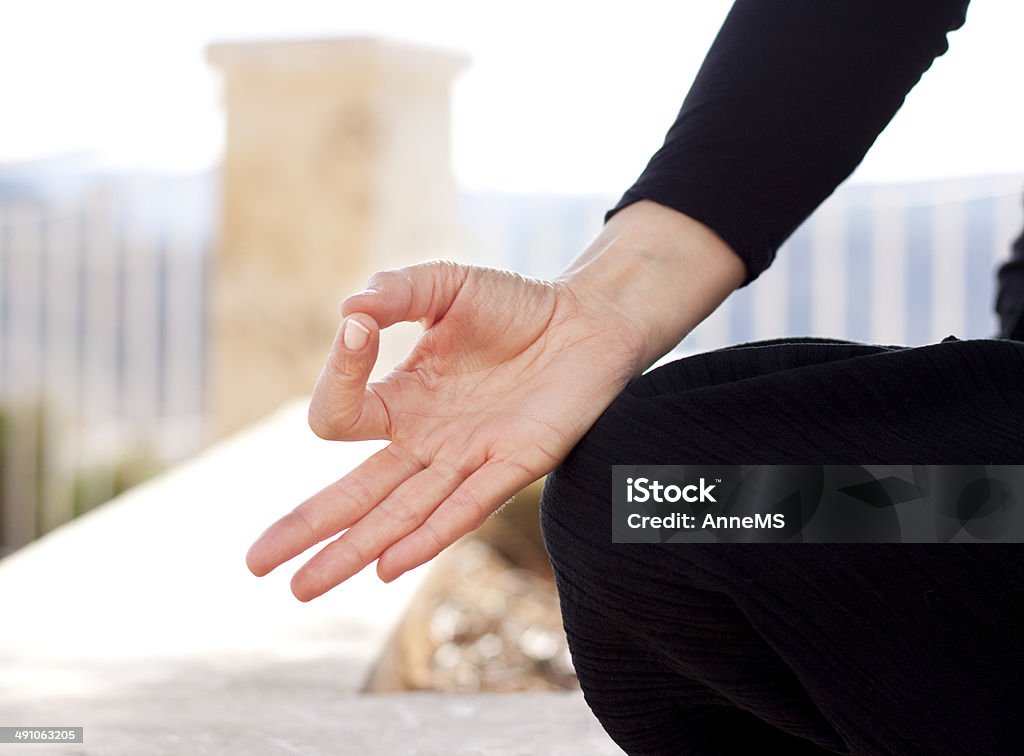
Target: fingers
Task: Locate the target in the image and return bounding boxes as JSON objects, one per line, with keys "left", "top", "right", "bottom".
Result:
{"left": 310, "top": 261, "right": 469, "bottom": 441}
{"left": 376, "top": 458, "right": 531, "bottom": 583}
{"left": 245, "top": 444, "right": 422, "bottom": 578}
{"left": 308, "top": 313, "right": 390, "bottom": 441}
{"left": 290, "top": 460, "right": 472, "bottom": 601}
{"left": 341, "top": 260, "right": 470, "bottom": 330}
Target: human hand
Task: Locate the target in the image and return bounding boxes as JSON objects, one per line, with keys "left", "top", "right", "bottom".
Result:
{"left": 245, "top": 260, "right": 647, "bottom": 600}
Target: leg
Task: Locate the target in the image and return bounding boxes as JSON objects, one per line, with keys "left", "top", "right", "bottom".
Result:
{"left": 551, "top": 546, "right": 845, "bottom": 755}
{"left": 541, "top": 338, "right": 1024, "bottom": 755}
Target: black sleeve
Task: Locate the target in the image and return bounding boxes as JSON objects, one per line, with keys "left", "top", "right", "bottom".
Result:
{"left": 609, "top": 0, "right": 970, "bottom": 285}
{"left": 997, "top": 218, "right": 1024, "bottom": 340}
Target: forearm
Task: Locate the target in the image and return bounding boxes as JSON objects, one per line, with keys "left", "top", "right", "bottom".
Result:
{"left": 554, "top": 200, "right": 745, "bottom": 373}
{"left": 612, "top": 0, "right": 969, "bottom": 285}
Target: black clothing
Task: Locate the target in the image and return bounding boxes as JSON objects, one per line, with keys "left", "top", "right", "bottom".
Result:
{"left": 541, "top": 338, "right": 1024, "bottom": 755}
{"left": 998, "top": 218, "right": 1024, "bottom": 340}
{"left": 545, "top": 1, "right": 1024, "bottom": 753}
{"left": 608, "top": 0, "right": 970, "bottom": 286}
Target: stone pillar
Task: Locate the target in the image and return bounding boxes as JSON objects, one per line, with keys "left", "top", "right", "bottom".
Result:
{"left": 207, "top": 38, "right": 467, "bottom": 436}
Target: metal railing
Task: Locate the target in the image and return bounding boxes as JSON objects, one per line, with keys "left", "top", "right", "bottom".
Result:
{"left": 2, "top": 170, "right": 1021, "bottom": 557}
{"left": 462, "top": 174, "right": 1024, "bottom": 352}
{"left": 0, "top": 172, "right": 212, "bottom": 555}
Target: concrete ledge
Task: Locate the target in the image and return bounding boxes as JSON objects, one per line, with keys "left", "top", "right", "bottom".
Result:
{"left": 0, "top": 403, "right": 421, "bottom": 723}
{"left": 0, "top": 400, "right": 622, "bottom": 754}
{"left": 0, "top": 691, "right": 621, "bottom": 755}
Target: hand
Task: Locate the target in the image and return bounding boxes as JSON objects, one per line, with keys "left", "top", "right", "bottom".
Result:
{"left": 245, "top": 259, "right": 647, "bottom": 600}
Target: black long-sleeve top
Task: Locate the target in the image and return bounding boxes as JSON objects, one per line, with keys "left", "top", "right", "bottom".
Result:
{"left": 609, "top": 0, "right": 972, "bottom": 286}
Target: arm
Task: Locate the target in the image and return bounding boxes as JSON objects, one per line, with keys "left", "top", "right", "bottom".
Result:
{"left": 612, "top": 0, "right": 970, "bottom": 284}
{"left": 555, "top": 200, "right": 744, "bottom": 371}
{"left": 246, "top": 0, "right": 970, "bottom": 599}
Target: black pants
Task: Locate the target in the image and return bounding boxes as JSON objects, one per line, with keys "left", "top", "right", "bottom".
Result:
{"left": 540, "top": 337, "right": 1024, "bottom": 755}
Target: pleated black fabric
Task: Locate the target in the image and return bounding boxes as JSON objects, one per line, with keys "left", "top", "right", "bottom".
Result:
{"left": 540, "top": 337, "right": 1024, "bottom": 755}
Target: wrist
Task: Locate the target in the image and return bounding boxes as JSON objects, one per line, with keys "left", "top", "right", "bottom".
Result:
{"left": 554, "top": 200, "right": 745, "bottom": 372}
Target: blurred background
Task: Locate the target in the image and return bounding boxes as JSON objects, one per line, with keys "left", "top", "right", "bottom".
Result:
{"left": 2, "top": 0, "right": 1023, "bottom": 701}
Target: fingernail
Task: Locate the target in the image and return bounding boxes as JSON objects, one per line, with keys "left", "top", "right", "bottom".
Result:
{"left": 343, "top": 317, "right": 371, "bottom": 351}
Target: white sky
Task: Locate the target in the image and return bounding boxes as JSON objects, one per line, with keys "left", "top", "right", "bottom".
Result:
{"left": 1, "top": 0, "right": 1022, "bottom": 193}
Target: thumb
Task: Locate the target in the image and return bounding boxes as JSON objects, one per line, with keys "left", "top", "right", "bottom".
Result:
{"left": 307, "top": 313, "right": 390, "bottom": 441}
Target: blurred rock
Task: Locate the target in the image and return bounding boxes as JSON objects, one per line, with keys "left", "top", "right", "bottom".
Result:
{"left": 366, "top": 478, "right": 577, "bottom": 693}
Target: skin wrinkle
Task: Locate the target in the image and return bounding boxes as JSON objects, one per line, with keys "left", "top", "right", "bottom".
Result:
{"left": 334, "top": 469, "right": 384, "bottom": 525}
{"left": 426, "top": 261, "right": 471, "bottom": 328}
{"left": 377, "top": 479, "right": 438, "bottom": 531}
{"left": 403, "top": 518, "right": 447, "bottom": 565}
{"left": 365, "top": 384, "right": 393, "bottom": 440}
{"left": 314, "top": 535, "right": 369, "bottom": 583}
